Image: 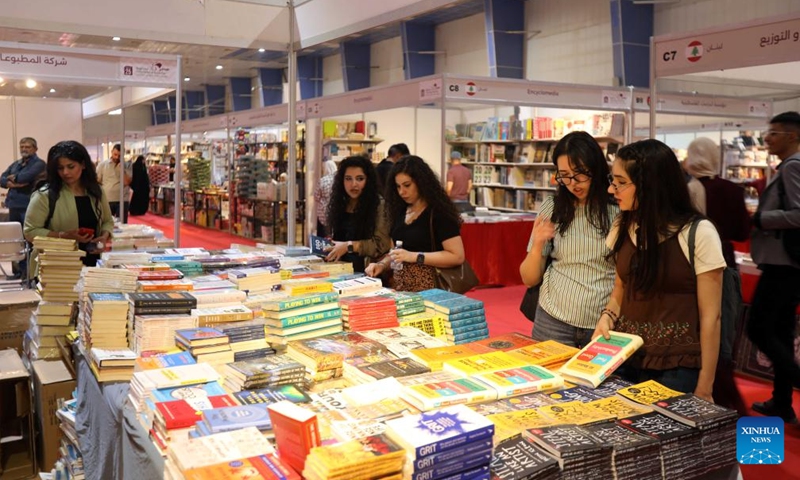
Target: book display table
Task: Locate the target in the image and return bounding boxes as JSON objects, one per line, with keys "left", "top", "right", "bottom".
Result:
{"left": 74, "top": 347, "right": 164, "bottom": 480}
{"left": 461, "top": 219, "right": 534, "bottom": 287}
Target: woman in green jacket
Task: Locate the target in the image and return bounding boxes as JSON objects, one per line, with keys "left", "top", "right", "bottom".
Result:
{"left": 24, "top": 140, "right": 114, "bottom": 267}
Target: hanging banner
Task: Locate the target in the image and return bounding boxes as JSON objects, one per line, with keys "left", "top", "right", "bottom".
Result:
{"left": 305, "top": 79, "right": 437, "bottom": 119}
{"left": 182, "top": 116, "right": 229, "bottom": 134}
{"left": 633, "top": 91, "right": 769, "bottom": 118}
{"left": 654, "top": 14, "right": 800, "bottom": 77}
{"left": 228, "top": 105, "right": 288, "bottom": 128}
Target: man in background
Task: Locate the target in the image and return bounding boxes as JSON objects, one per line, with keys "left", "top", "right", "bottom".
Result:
{"left": 97, "top": 144, "right": 132, "bottom": 223}
{"left": 446, "top": 151, "right": 472, "bottom": 207}
{"left": 0, "top": 137, "right": 45, "bottom": 279}
{"left": 376, "top": 143, "right": 409, "bottom": 193}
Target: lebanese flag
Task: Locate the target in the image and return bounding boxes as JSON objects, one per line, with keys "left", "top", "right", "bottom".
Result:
{"left": 686, "top": 41, "right": 703, "bottom": 62}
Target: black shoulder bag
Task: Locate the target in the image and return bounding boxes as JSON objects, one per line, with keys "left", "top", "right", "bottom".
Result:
{"left": 519, "top": 239, "right": 553, "bottom": 322}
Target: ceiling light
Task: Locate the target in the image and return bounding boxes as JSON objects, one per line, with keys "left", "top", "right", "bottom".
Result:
{"left": 215, "top": 65, "right": 223, "bottom": 70}
{"left": 0, "top": 77, "right": 4, "bottom": 83}
{"left": 49, "top": 88, "right": 56, "bottom": 93}
{"left": 112, "top": 36, "right": 121, "bottom": 41}
{"left": 25, "top": 79, "right": 37, "bottom": 89}
{"left": 184, "top": 77, "right": 190, "bottom": 82}
{"left": 108, "top": 109, "right": 122, "bottom": 115}
{"left": 258, "top": 48, "right": 266, "bottom": 53}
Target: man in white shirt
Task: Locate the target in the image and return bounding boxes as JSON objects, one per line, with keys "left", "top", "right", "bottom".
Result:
{"left": 96, "top": 144, "right": 132, "bottom": 223}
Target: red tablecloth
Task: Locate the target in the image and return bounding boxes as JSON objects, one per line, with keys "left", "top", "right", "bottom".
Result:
{"left": 462, "top": 220, "right": 533, "bottom": 287}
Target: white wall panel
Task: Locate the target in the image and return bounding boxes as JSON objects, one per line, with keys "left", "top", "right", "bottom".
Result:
{"left": 13, "top": 98, "right": 82, "bottom": 163}
{"left": 415, "top": 107, "right": 444, "bottom": 179}
{"left": 654, "top": 0, "right": 800, "bottom": 36}
{"left": 364, "top": 107, "right": 415, "bottom": 160}
{"left": 0, "top": 98, "right": 16, "bottom": 176}
{"left": 436, "top": 14, "right": 488, "bottom": 77}
{"left": 525, "top": 0, "right": 614, "bottom": 86}
{"left": 371, "top": 37, "right": 405, "bottom": 87}
{"left": 323, "top": 54, "right": 345, "bottom": 96}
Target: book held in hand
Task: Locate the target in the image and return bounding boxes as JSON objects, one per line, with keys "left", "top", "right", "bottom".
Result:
{"left": 558, "top": 331, "right": 643, "bottom": 388}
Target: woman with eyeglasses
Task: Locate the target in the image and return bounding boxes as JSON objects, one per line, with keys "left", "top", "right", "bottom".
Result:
{"left": 596, "top": 139, "right": 725, "bottom": 402}
{"left": 519, "top": 131, "right": 618, "bottom": 347}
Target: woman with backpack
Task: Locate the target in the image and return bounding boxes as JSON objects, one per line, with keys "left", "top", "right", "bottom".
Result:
{"left": 24, "top": 140, "right": 114, "bottom": 267}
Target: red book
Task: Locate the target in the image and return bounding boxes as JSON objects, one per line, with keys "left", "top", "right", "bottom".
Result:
{"left": 267, "top": 400, "right": 320, "bottom": 474}
{"left": 155, "top": 395, "right": 236, "bottom": 430}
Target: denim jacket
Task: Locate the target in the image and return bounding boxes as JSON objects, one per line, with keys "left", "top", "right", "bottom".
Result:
{"left": 0, "top": 155, "right": 46, "bottom": 210}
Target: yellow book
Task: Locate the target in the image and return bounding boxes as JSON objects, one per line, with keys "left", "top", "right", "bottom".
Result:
{"left": 302, "top": 433, "right": 405, "bottom": 478}
{"left": 616, "top": 380, "right": 683, "bottom": 405}
{"left": 506, "top": 340, "right": 579, "bottom": 367}
{"left": 557, "top": 331, "right": 643, "bottom": 388}
{"left": 442, "top": 351, "right": 528, "bottom": 377}
{"left": 535, "top": 400, "right": 615, "bottom": 425}
{"left": 407, "top": 344, "right": 492, "bottom": 371}
{"left": 473, "top": 365, "right": 564, "bottom": 398}
{"left": 585, "top": 396, "right": 653, "bottom": 420}
{"left": 283, "top": 281, "right": 334, "bottom": 296}
{"left": 400, "top": 377, "right": 496, "bottom": 411}
{"left": 487, "top": 409, "right": 556, "bottom": 443}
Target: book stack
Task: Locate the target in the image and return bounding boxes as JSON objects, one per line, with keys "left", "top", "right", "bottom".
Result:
{"left": 420, "top": 289, "right": 489, "bottom": 344}
{"left": 282, "top": 278, "right": 335, "bottom": 296}
{"left": 524, "top": 424, "right": 614, "bottom": 480}
{"left": 331, "top": 276, "right": 383, "bottom": 297}
{"left": 227, "top": 266, "right": 282, "bottom": 294}
{"left": 346, "top": 357, "right": 430, "bottom": 385}
{"left": 81, "top": 292, "right": 130, "bottom": 349}
{"left": 302, "top": 434, "right": 405, "bottom": 480}
{"left": 197, "top": 403, "right": 273, "bottom": 437}
{"left": 33, "top": 237, "right": 85, "bottom": 302}
{"left": 263, "top": 293, "right": 343, "bottom": 347}
{"left": 127, "top": 292, "right": 198, "bottom": 353}
{"left": 166, "top": 427, "right": 279, "bottom": 477}
{"left": 175, "top": 327, "right": 233, "bottom": 365}
{"left": 26, "top": 301, "right": 75, "bottom": 360}
{"left": 129, "top": 363, "right": 221, "bottom": 412}
{"left": 191, "top": 305, "right": 254, "bottom": 327}
{"left": 408, "top": 343, "right": 494, "bottom": 371}
{"left": 79, "top": 267, "right": 138, "bottom": 294}
{"left": 135, "top": 350, "right": 196, "bottom": 371}
{"left": 163, "top": 260, "right": 203, "bottom": 277}
{"left": 361, "top": 326, "right": 450, "bottom": 359}
{"left": 99, "top": 251, "right": 152, "bottom": 267}
{"left": 558, "top": 331, "right": 643, "bottom": 388}
{"left": 189, "top": 289, "right": 247, "bottom": 309}
{"left": 471, "top": 364, "right": 564, "bottom": 400}
{"left": 398, "top": 370, "right": 496, "bottom": 410}
{"left": 286, "top": 333, "right": 388, "bottom": 384}
{"left": 309, "top": 261, "right": 354, "bottom": 276}
{"left": 584, "top": 421, "right": 662, "bottom": 480}
{"left": 89, "top": 347, "right": 137, "bottom": 382}
{"left": 234, "top": 383, "right": 311, "bottom": 406}
{"left": 339, "top": 296, "right": 398, "bottom": 331}
{"left": 617, "top": 412, "right": 704, "bottom": 479}
{"left": 214, "top": 319, "right": 275, "bottom": 362}
{"left": 136, "top": 269, "right": 185, "bottom": 282}
{"left": 490, "top": 435, "right": 560, "bottom": 480}
{"left": 382, "top": 291, "right": 427, "bottom": 320}
{"left": 398, "top": 311, "right": 448, "bottom": 340}
{"left": 281, "top": 265, "right": 330, "bottom": 280}
{"left": 55, "top": 396, "right": 85, "bottom": 480}
{"left": 223, "top": 355, "right": 307, "bottom": 392}
{"left": 190, "top": 276, "right": 237, "bottom": 293}
{"left": 137, "top": 278, "right": 194, "bottom": 292}
{"left": 506, "top": 340, "right": 580, "bottom": 370}
{"left": 385, "top": 405, "right": 494, "bottom": 480}
{"left": 485, "top": 408, "right": 558, "bottom": 443}
{"left": 267, "top": 400, "right": 321, "bottom": 474}
{"left": 151, "top": 394, "right": 238, "bottom": 447}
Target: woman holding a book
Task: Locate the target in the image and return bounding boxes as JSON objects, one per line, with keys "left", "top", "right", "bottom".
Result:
{"left": 520, "top": 131, "right": 619, "bottom": 348}
{"left": 324, "top": 156, "right": 391, "bottom": 273}
{"left": 365, "top": 156, "right": 465, "bottom": 292}
{"left": 595, "top": 139, "right": 725, "bottom": 402}
{"left": 24, "top": 140, "right": 114, "bottom": 267}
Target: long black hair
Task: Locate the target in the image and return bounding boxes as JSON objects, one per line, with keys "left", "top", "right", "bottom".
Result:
{"left": 551, "top": 131, "right": 614, "bottom": 236}
{"left": 327, "top": 156, "right": 380, "bottom": 240}
{"left": 610, "top": 139, "right": 701, "bottom": 295}
{"left": 46, "top": 140, "right": 105, "bottom": 222}
{"left": 385, "top": 155, "right": 461, "bottom": 229}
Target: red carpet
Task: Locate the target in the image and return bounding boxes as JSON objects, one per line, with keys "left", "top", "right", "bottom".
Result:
{"left": 130, "top": 214, "right": 799, "bottom": 478}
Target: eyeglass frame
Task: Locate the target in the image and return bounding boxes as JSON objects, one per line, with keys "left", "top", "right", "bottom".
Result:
{"left": 554, "top": 172, "right": 592, "bottom": 186}
{"left": 607, "top": 174, "right": 635, "bottom": 192}
{"left": 764, "top": 129, "right": 794, "bottom": 137}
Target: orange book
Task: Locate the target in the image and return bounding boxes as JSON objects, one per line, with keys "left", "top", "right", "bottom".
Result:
{"left": 183, "top": 453, "right": 300, "bottom": 480}
{"left": 467, "top": 332, "right": 537, "bottom": 352}
{"left": 267, "top": 400, "right": 321, "bottom": 474}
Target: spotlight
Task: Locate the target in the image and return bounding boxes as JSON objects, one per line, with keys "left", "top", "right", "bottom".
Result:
{"left": 25, "top": 79, "right": 37, "bottom": 89}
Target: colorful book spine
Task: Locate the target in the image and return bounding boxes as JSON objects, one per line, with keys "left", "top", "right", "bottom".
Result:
{"left": 273, "top": 308, "right": 342, "bottom": 327}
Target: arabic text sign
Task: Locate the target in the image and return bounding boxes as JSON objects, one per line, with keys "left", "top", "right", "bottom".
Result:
{"left": 119, "top": 57, "right": 179, "bottom": 85}
{"left": 655, "top": 15, "right": 800, "bottom": 76}
{"left": 0, "top": 49, "right": 119, "bottom": 81}
{"left": 633, "top": 92, "right": 768, "bottom": 118}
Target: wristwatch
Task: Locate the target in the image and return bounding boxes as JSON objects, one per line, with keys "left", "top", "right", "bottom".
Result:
{"left": 347, "top": 241, "right": 354, "bottom": 254}
{"left": 416, "top": 253, "right": 425, "bottom": 265}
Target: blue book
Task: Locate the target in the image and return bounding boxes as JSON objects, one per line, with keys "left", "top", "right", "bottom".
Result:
{"left": 447, "top": 309, "right": 487, "bottom": 322}
{"left": 385, "top": 405, "right": 494, "bottom": 459}
{"left": 435, "top": 465, "right": 490, "bottom": 480}
{"left": 175, "top": 327, "right": 227, "bottom": 346}
{"left": 144, "top": 350, "right": 196, "bottom": 368}
{"left": 412, "top": 438, "right": 494, "bottom": 471}
{"left": 412, "top": 450, "right": 493, "bottom": 479}
{"left": 309, "top": 234, "right": 334, "bottom": 255}
{"left": 435, "top": 297, "right": 484, "bottom": 315}
{"left": 448, "top": 320, "right": 489, "bottom": 335}
{"left": 451, "top": 327, "right": 490, "bottom": 340}
{"left": 151, "top": 381, "right": 227, "bottom": 406}
{"left": 88, "top": 292, "right": 128, "bottom": 303}
{"left": 193, "top": 419, "right": 212, "bottom": 437}
{"left": 152, "top": 254, "right": 185, "bottom": 261}
{"left": 202, "top": 404, "right": 272, "bottom": 433}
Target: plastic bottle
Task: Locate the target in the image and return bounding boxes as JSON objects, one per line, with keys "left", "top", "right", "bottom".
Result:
{"left": 390, "top": 240, "right": 404, "bottom": 272}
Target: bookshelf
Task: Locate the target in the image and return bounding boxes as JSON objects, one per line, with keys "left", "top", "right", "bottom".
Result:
{"left": 322, "top": 137, "right": 384, "bottom": 163}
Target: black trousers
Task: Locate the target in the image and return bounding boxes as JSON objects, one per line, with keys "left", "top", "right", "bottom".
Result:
{"left": 746, "top": 264, "right": 800, "bottom": 409}
{"left": 109, "top": 201, "right": 129, "bottom": 224}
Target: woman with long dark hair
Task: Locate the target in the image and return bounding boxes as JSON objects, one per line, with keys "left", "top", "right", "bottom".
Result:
{"left": 129, "top": 155, "right": 150, "bottom": 216}
{"left": 365, "top": 156, "right": 465, "bottom": 292}
{"left": 595, "top": 139, "right": 725, "bottom": 401}
{"left": 519, "top": 131, "right": 618, "bottom": 347}
{"left": 324, "top": 156, "right": 391, "bottom": 273}
{"left": 24, "top": 140, "right": 114, "bottom": 267}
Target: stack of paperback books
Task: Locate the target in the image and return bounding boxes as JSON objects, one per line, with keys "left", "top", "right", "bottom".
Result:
{"left": 331, "top": 276, "right": 382, "bottom": 297}
{"left": 136, "top": 268, "right": 185, "bottom": 281}
{"left": 505, "top": 340, "right": 580, "bottom": 370}
{"left": 302, "top": 434, "right": 406, "bottom": 480}
{"left": 398, "top": 370, "right": 497, "bottom": 410}
{"left": 135, "top": 350, "right": 196, "bottom": 371}
{"left": 150, "top": 392, "right": 238, "bottom": 449}
{"left": 79, "top": 267, "right": 138, "bottom": 294}
{"left": 310, "top": 261, "right": 354, "bottom": 276}
{"left": 361, "top": 326, "right": 449, "bottom": 359}
{"left": 263, "top": 293, "right": 343, "bottom": 347}
{"left": 345, "top": 357, "right": 430, "bottom": 385}
{"left": 339, "top": 296, "right": 398, "bottom": 331}
{"left": 214, "top": 319, "right": 275, "bottom": 361}
{"left": 191, "top": 305, "right": 254, "bottom": 327}
{"left": 490, "top": 435, "right": 560, "bottom": 480}
{"left": 223, "top": 355, "right": 307, "bottom": 392}
{"left": 282, "top": 277, "right": 335, "bottom": 296}
{"left": 128, "top": 292, "right": 198, "bottom": 353}
{"left": 286, "top": 333, "right": 388, "bottom": 383}
{"left": 382, "top": 291, "right": 426, "bottom": 321}
{"left": 175, "top": 327, "right": 233, "bottom": 365}
{"left": 197, "top": 402, "right": 273, "bottom": 436}
{"left": 26, "top": 301, "right": 75, "bottom": 360}
{"left": 385, "top": 405, "right": 494, "bottom": 480}
{"left": 524, "top": 424, "right": 614, "bottom": 479}
{"left": 33, "top": 237, "right": 84, "bottom": 302}
{"left": 233, "top": 383, "right": 311, "bottom": 406}
{"left": 163, "top": 260, "right": 203, "bottom": 277}
{"left": 137, "top": 278, "right": 194, "bottom": 292}
{"left": 55, "top": 396, "right": 84, "bottom": 480}
{"left": 129, "top": 363, "right": 221, "bottom": 412}
{"left": 81, "top": 292, "right": 130, "bottom": 349}
{"left": 617, "top": 412, "right": 704, "bottom": 479}
{"left": 227, "top": 266, "right": 282, "bottom": 294}
{"left": 419, "top": 289, "right": 489, "bottom": 344}
{"left": 584, "top": 421, "right": 662, "bottom": 480}
{"left": 397, "top": 311, "right": 447, "bottom": 340}
{"left": 188, "top": 288, "right": 247, "bottom": 309}
{"left": 88, "top": 347, "right": 137, "bottom": 382}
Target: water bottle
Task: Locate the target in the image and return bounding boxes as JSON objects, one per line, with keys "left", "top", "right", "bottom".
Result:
{"left": 391, "top": 240, "right": 404, "bottom": 272}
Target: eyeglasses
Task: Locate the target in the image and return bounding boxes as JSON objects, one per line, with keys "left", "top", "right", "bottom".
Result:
{"left": 765, "top": 130, "right": 793, "bottom": 137}
{"left": 607, "top": 174, "right": 634, "bottom": 192}
{"left": 555, "top": 172, "right": 591, "bottom": 186}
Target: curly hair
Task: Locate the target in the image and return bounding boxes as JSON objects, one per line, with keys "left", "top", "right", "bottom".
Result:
{"left": 45, "top": 140, "right": 105, "bottom": 223}
{"left": 327, "top": 156, "right": 380, "bottom": 240}
{"left": 385, "top": 155, "right": 462, "bottom": 230}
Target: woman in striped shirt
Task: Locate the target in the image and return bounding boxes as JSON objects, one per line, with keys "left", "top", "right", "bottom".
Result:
{"left": 520, "top": 131, "right": 619, "bottom": 348}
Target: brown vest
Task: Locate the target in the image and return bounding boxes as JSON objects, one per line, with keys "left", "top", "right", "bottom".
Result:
{"left": 615, "top": 232, "right": 702, "bottom": 370}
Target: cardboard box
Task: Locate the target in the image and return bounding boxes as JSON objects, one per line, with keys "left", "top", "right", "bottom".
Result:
{"left": 32, "top": 359, "right": 76, "bottom": 471}
{"left": 0, "top": 290, "right": 40, "bottom": 355}
{"left": 0, "top": 349, "right": 35, "bottom": 479}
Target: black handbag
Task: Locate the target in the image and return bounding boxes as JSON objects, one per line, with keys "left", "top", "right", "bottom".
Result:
{"left": 428, "top": 211, "right": 480, "bottom": 294}
{"left": 519, "top": 240, "right": 553, "bottom": 322}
